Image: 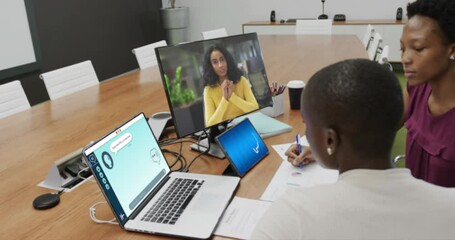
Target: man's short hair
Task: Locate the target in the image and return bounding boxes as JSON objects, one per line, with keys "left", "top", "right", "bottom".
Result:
{"left": 302, "top": 59, "right": 403, "bottom": 158}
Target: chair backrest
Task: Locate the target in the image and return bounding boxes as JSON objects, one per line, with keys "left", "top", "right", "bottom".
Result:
{"left": 362, "top": 24, "right": 375, "bottom": 49}
{"left": 201, "top": 28, "right": 228, "bottom": 40}
{"left": 0, "top": 80, "right": 31, "bottom": 119}
{"left": 378, "top": 45, "right": 393, "bottom": 71}
{"left": 39, "top": 60, "right": 99, "bottom": 100}
{"left": 132, "top": 40, "right": 167, "bottom": 70}
{"left": 378, "top": 45, "right": 389, "bottom": 64}
{"left": 295, "top": 19, "right": 332, "bottom": 35}
{"left": 368, "top": 32, "right": 383, "bottom": 61}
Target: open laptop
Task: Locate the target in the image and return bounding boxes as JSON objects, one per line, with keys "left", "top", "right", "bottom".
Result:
{"left": 82, "top": 112, "right": 240, "bottom": 239}
{"left": 216, "top": 118, "right": 269, "bottom": 177}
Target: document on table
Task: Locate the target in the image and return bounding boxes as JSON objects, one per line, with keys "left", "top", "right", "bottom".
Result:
{"left": 214, "top": 197, "right": 272, "bottom": 239}
{"left": 271, "top": 135, "right": 310, "bottom": 160}
{"left": 262, "top": 137, "right": 338, "bottom": 202}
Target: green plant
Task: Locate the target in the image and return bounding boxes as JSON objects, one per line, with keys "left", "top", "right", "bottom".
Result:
{"left": 164, "top": 66, "right": 196, "bottom": 108}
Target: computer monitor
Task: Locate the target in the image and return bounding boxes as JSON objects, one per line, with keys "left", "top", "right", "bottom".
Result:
{"left": 155, "top": 33, "right": 273, "bottom": 157}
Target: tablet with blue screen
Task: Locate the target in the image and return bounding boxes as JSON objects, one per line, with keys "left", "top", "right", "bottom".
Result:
{"left": 215, "top": 118, "right": 269, "bottom": 176}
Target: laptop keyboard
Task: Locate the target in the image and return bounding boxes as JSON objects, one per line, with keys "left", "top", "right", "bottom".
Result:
{"left": 141, "top": 178, "right": 204, "bottom": 225}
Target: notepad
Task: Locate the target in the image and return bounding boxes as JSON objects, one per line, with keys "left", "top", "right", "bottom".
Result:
{"left": 231, "top": 112, "right": 292, "bottom": 138}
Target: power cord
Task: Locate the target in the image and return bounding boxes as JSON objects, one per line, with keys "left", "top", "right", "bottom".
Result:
{"left": 158, "top": 137, "right": 178, "bottom": 145}
{"left": 162, "top": 148, "right": 187, "bottom": 171}
{"left": 89, "top": 201, "right": 118, "bottom": 225}
{"left": 77, "top": 167, "right": 96, "bottom": 182}
{"left": 158, "top": 132, "right": 214, "bottom": 172}
{"left": 159, "top": 138, "right": 198, "bottom": 147}
{"left": 159, "top": 137, "right": 201, "bottom": 172}
{"left": 185, "top": 129, "right": 210, "bottom": 171}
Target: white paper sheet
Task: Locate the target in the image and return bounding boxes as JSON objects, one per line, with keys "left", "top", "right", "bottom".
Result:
{"left": 214, "top": 197, "right": 272, "bottom": 239}
{"left": 271, "top": 135, "right": 310, "bottom": 161}
{"left": 262, "top": 139, "right": 338, "bottom": 202}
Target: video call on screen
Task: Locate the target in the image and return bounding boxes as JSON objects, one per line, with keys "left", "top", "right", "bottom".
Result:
{"left": 156, "top": 33, "right": 273, "bottom": 137}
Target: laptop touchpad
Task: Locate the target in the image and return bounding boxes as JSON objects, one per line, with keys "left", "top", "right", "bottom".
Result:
{"left": 191, "top": 193, "right": 225, "bottom": 212}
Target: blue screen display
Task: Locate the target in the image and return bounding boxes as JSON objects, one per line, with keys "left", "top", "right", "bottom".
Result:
{"left": 216, "top": 118, "right": 268, "bottom": 176}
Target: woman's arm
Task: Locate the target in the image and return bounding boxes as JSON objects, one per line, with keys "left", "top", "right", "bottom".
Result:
{"left": 204, "top": 86, "right": 229, "bottom": 127}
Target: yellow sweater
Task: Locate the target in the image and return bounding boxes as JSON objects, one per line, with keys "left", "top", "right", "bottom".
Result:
{"left": 204, "top": 76, "right": 259, "bottom": 127}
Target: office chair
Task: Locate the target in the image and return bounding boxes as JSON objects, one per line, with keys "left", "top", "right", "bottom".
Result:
{"left": 201, "top": 28, "right": 228, "bottom": 40}
{"left": 0, "top": 80, "right": 31, "bottom": 119}
{"left": 40, "top": 60, "right": 99, "bottom": 100}
{"left": 295, "top": 19, "right": 332, "bottom": 35}
{"left": 132, "top": 40, "right": 167, "bottom": 70}
{"left": 368, "top": 32, "right": 383, "bottom": 61}
{"left": 361, "top": 24, "right": 375, "bottom": 50}
{"left": 394, "top": 155, "right": 405, "bottom": 163}
{"left": 377, "top": 45, "right": 393, "bottom": 71}
{"left": 393, "top": 154, "right": 406, "bottom": 168}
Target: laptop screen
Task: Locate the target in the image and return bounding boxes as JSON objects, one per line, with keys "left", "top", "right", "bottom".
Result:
{"left": 83, "top": 113, "right": 170, "bottom": 224}
{"left": 216, "top": 118, "right": 269, "bottom": 176}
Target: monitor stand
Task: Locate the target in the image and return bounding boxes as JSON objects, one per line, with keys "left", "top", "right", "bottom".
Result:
{"left": 190, "top": 124, "right": 227, "bottom": 159}
{"left": 190, "top": 138, "right": 225, "bottom": 159}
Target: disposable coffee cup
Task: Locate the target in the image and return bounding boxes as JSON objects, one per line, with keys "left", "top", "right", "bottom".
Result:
{"left": 287, "top": 80, "right": 305, "bottom": 110}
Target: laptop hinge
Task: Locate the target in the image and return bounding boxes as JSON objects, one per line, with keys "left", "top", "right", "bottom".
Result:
{"left": 129, "top": 175, "right": 172, "bottom": 220}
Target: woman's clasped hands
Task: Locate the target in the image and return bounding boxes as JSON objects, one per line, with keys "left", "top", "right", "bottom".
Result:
{"left": 221, "top": 79, "right": 234, "bottom": 100}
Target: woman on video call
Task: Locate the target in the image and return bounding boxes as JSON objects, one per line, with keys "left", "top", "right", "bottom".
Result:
{"left": 202, "top": 44, "right": 258, "bottom": 127}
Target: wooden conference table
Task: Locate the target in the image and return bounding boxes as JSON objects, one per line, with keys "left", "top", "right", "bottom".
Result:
{"left": 0, "top": 35, "right": 367, "bottom": 239}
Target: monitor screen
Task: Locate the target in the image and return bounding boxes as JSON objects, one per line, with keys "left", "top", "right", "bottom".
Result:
{"left": 155, "top": 33, "right": 273, "bottom": 138}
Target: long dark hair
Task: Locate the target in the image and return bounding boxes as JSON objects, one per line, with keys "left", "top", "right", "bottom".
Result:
{"left": 202, "top": 44, "right": 243, "bottom": 87}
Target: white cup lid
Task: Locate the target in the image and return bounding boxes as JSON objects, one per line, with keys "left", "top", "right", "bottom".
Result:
{"left": 287, "top": 80, "right": 305, "bottom": 88}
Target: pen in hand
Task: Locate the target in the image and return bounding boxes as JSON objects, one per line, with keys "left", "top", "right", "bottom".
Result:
{"left": 296, "top": 134, "right": 304, "bottom": 168}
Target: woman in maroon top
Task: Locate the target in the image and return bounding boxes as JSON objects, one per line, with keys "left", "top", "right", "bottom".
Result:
{"left": 286, "top": 0, "right": 455, "bottom": 187}
{"left": 401, "top": 0, "right": 455, "bottom": 187}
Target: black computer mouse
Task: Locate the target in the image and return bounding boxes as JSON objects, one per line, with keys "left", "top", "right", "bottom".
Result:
{"left": 33, "top": 193, "right": 60, "bottom": 210}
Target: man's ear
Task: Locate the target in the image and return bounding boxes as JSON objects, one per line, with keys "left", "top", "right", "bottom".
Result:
{"left": 448, "top": 42, "right": 455, "bottom": 59}
{"left": 325, "top": 128, "right": 339, "bottom": 156}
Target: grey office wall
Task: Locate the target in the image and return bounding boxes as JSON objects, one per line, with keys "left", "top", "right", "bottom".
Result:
{"left": 0, "top": 0, "right": 164, "bottom": 105}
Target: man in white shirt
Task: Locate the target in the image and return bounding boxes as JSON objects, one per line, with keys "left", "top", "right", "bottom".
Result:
{"left": 251, "top": 59, "right": 455, "bottom": 239}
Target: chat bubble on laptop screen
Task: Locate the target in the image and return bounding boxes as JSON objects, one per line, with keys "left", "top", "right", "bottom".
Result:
{"left": 84, "top": 113, "right": 170, "bottom": 220}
